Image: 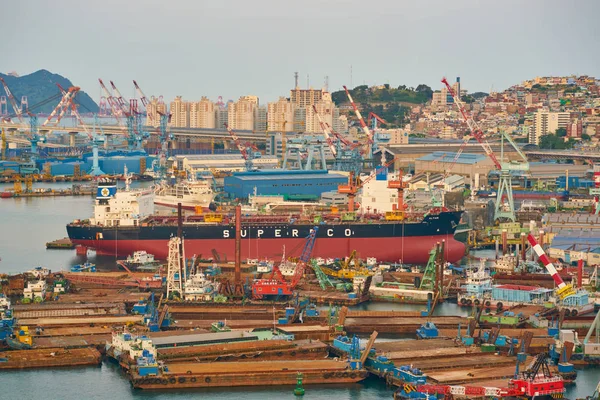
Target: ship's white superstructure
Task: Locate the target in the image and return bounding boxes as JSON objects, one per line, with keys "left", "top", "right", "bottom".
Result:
{"left": 154, "top": 173, "right": 214, "bottom": 210}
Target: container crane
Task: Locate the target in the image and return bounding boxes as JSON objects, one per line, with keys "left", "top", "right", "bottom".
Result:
{"left": 338, "top": 158, "right": 396, "bottom": 212}
{"left": 224, "top": 123, "right": 258, "bottom": 171}
{"left": 442, "top": 77, "right": 528, "bottom": 222}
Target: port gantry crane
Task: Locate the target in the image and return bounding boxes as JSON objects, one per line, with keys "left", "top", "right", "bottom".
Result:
{"left": 224, "top": 122, "right": 258, "bottom": 171}
{"left": 251, "top": 227, "right": 319, "bottom": 299}
{"left": 338, "top": 157, "right": 396, "bottom": 213}
{"left": 441, "top": 77, "right": 529, "bottom": 222}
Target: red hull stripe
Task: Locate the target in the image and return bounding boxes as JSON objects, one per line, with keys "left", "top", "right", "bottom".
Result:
{"left": 72, "top": 236, "right": 465, "bottom": 264}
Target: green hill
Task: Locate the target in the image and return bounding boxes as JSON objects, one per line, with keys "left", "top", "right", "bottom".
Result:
{"left": 331, "top": 84, "right": 433, "bottom": 128}
{"left": 0, "top": 69, "right": 98, "bottom": 115}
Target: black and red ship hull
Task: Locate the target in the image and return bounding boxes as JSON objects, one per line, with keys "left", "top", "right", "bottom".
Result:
{"left": 67, "top": 211, "right": 466, "bottom": 264}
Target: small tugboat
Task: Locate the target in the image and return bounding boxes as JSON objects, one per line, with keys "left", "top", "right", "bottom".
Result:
{"left": 70, "top": 262, "right": 96, "bottom": 273}
{"left": 183, "top": 271, "right": 217, "bottom": 301}
{"left": 123, "top": 251, "right": 161, "bottom": 271}
{"left": 256, "top": 259, "right": 274, "bottom": 274}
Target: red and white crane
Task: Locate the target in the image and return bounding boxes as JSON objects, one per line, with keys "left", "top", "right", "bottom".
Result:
{"left": 441, "top": 77, "right": 501, "bottom": 170}
{"left": 224, "top": 123, "right": 255, "bottom": 170}
{"left": 527, "top": 234, "right": 576, "bottom": 300}
{"left": 98, "top": 79, "right": 126, "bottom": 128}
{"left": 42, "top": 85, "right": 79, "bottom": 127}
{"left": 110, "top": 81, "right": 131, "bottom": 116}
{"left": 343, "top": 85, "right": 374, "bottom": 145}
{"left": 312, "top": 105, "right": 338, "bottom": 157}
{"left": 0, "top": 77, "right": 24, "bottom": 123}
{"left": 132, "top": 80, "right": 152, "bottom": 122}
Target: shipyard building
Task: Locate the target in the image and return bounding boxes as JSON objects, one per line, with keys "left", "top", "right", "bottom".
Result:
{"left": 224, "top": 170, "right": 347, "bottom": 200}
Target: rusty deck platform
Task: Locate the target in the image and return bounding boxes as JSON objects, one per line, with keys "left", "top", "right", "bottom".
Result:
{"left": 158, "top": 339, "right": 328, "bottom": 362}
{"left": 0, "top": 347, "right": 102, "bottom": 369}
{"left": 344, "top": 316, "right": 468, "bottom": 333}
{"left": 17, "top": 315, "right": 144, "bottom": 327}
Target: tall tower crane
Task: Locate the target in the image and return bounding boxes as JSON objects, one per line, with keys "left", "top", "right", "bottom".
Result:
{"left": 442, "top": 77, "right": 528, "bottom": 222}
{"left": 224, "top": 123, "right": 257, "bottom": 171}
{"left": 98, "top": 79, "right": 126, "bottom": 129}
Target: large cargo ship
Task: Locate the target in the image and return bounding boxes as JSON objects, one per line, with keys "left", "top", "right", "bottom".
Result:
{"left": 66, "top": 180, "right": 466, "bottom": 264}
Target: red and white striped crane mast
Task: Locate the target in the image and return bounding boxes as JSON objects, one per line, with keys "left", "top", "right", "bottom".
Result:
{"left": 527, "top": 234, "right": 576, "bottom": 300}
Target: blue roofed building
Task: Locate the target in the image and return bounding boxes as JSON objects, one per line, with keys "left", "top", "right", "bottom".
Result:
{"left": 414, "top": 151, "right": 496, "bottom": 187}
{"left": 224, "top": 170, "right": 348, "bottom": 201}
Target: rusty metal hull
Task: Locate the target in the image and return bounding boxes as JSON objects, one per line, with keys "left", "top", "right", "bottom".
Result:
{"left": 131, "top": 368, "right": 369, "bottom": 389}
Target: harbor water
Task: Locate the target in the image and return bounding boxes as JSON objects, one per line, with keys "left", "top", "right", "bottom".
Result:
{"left": 0, "top": 185, "right": 597, "bottom": 399}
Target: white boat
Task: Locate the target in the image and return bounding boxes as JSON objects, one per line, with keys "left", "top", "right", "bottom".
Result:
{"left": 127, "top": 250, "right": 156, "bottom": 265}
{"left": 124, "top": 251, "right": 160, "bottom": 271}
{"left": 257, "top": 259, "right": 274, "bottom": 274}
{"left": 277, "top": 246, "right": 297, "bottom": 277}
{"left": 493, "top": 254, "right": 518, "bottom": 274}
{"left": 154, "top": 173, "right": 214, "bottom": 211}
{"left": 183, "top": 270, "right": 217, "bottom": 301}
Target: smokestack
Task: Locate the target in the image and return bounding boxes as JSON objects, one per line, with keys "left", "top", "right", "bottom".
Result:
{"left": 577, "top": 259, "right": 583, "bottom": 288}
{"left": 520, "top": 233, "right": 527, "bottom": 261}
{"left": 502, "top": 230, "right": 508, "bottom": 256}
{"left": 235, "top": 204, "right": 241, "bottom": 285}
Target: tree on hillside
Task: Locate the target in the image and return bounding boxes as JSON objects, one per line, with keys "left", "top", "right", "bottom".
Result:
{"left": 415, "top": 84, "right": 433, "bottom": 99}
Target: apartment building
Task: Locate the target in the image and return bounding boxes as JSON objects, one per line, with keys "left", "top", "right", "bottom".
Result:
{"left": 145, "top": 98, "right": 167, "bottom": 127}
{"left": 529, "top": 110, "right": 570, "bottom": 144}
{"left": 169, "top": 96, "right": 190, "bottom": 128}
{"left": 267, "top": 97, "right": 296, "bottom": 132}
{"left": 228, "top": 96, "right": 258, "bottom": 131}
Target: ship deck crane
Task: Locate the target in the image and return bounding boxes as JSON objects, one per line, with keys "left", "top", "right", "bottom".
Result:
{"left": 338, "top": 158, "right": 395, "bottom": 213}
{"left": 442, "top": 77, "right": 528, "bottom": 222}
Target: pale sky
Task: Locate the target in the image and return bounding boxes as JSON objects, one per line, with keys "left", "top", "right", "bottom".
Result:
{"left": 2, "top": 0, "right": 599, "bottom": 105}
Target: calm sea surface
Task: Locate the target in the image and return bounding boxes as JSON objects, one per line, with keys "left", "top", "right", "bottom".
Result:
{"left": 0, "top": 184, "right": 597, "bottom": 399}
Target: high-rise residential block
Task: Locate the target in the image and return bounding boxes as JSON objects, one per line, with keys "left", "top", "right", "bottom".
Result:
{"left": 169, "top": 96, "right": 190, "bottom": 128}
{"left": 228, "top": 96, "right": 258, "bottom": 131}
{"left": 267, "top": 97, "right": 296, "bottom": 132}
{"left": 529, "top": 110, "right": 570, "bottom": 144}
